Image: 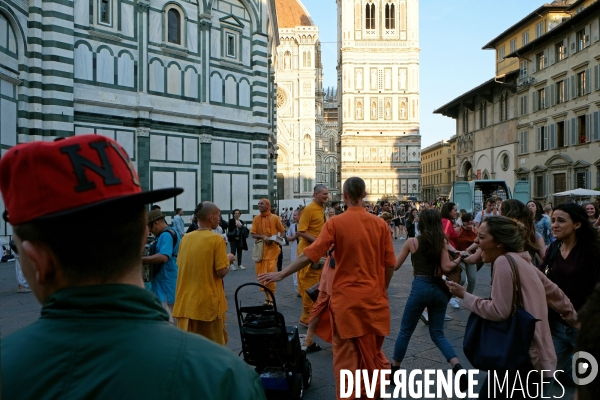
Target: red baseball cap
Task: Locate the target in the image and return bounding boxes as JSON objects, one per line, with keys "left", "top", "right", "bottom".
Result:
{"left": 0, "top": 134, "right": 183, "bottom": 225}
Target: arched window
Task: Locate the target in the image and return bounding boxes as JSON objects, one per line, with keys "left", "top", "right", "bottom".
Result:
{"left": 303, "top": 51, "right": 311, "bottom": 68}
{"left": 330, "top": 169, "right": 336, "bottom": 186}
{"left": 385, "top": 4, "right": 395, "bottom": 29}
{"left": 168, "top": 9, "right": 181, "bottom": 44}
{"left": 329, "top": 137, "right": 334, "bottom": 151}
{"left": 365, "top": 3, "right": 375, "bottom": 30}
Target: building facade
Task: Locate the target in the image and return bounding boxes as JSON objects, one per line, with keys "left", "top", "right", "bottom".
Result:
{"left": 421, "top": 140, "right": 452, "bottom": 202}
{"left": 337, "top": 0, "right": 421, "bottom": 201}
{"left": 0, "top": 0, "right": 279, "bottom": 235}
{"left": 508, "top": 0, "right": 600, "bottom": 205}
{"left": 315, "top": 87, "right": 340, "bottom": 199}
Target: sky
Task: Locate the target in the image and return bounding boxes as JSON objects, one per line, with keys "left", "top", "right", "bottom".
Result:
{"left": 299, "top": 0, "right": 546, "bottom": 147}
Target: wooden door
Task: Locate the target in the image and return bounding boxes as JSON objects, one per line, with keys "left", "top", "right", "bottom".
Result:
{"left": 554, "top": 173, "right": 566, "bottom": 205}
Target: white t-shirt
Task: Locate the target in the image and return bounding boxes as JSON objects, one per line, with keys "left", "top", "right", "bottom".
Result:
{"left": 474, "top": 209, "right": 498, "bottom": 224}
{"left": 287, "top": 223, "right": 298, "bottom": 262}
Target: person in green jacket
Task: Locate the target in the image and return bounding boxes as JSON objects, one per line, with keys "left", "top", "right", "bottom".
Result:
{"left": 0, "top": 134, "right": 266, "bottom": 400}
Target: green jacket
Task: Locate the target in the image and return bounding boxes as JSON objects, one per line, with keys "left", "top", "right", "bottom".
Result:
{"left": 1, "top": 284, "right": 266, "bottom": 400}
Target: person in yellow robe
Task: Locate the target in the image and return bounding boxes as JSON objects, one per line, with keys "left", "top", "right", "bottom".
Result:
{"left": 250, "top": 198, "right": 285, "bottom": 305}
{"left": 296, "top": 184, "right": 329, "bottom": 326}
{"left": 173, "top": 202, "right": 234, "bottom": 345}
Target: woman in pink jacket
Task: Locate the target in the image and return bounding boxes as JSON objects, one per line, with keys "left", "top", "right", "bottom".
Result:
{"left": 447, "top": 216, "right": 578, "bottom": 399}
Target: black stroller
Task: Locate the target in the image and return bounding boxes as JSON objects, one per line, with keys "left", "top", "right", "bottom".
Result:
{"left": 235, "top": 283, "right": 312, "bottom": 400}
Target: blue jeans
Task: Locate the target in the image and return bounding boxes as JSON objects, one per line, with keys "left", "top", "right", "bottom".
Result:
{"left": 549, "top": 317, "right": 578, "bottom": 380}
{"left": 393, "top": 276, "right": 457, "bottom": 363}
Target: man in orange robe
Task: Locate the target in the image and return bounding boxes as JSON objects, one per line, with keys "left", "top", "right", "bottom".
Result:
{"left": 296, "top": 185, "right": 328, "bottom": 325}
{"left": 250, "top": 198, "right": 285, "bottom": 303}
{"left": 260, "top": 177, "right": 396, "bottom": 399}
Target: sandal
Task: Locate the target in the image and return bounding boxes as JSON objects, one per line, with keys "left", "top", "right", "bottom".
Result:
{"left": 304, "top": 342, "right": 322, "bottom": 353}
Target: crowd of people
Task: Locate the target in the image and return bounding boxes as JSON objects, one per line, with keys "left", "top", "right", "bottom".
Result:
{"left": 2, "top": 133, "right": 600, "bottom": 400}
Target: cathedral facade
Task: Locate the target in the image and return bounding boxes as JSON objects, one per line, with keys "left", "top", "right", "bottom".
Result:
{"left": 337, "top": 0, "right": 421, "bottom": 201}
{"left": 0, "top": 0, "right": 278, "bottom": 235}
{"left": 273, "top": 0, "right": 326, "bottom": 200}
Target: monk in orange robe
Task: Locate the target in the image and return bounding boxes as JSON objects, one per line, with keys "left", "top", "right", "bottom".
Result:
{"left": 250, "top": 198, "right": 285, "bottom": 303}
{"left": 296, "top": 185, "right": 328, "bottom": 325}
{"left": 260, "top": 177, "right": 396, "bottom": 399}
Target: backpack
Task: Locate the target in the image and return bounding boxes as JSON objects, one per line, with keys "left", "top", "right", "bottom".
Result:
{"left": 149, "top": 228, "right": 178, "bottom": 277}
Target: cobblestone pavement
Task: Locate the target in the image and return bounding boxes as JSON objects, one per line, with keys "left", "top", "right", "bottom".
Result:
{"left": 0, "top": 238, "right": 575, "bottom": 399}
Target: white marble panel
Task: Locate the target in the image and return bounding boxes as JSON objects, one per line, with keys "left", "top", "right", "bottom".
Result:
{"left": 225, "top": 142, "right": 237, "bottom": 164}
{"left": 150, "top": 135, "right": 166, "bottom": 160}
{"left": 167, "top": 136, "right": 183, "bottom": 161}
{"left": 74, "top": 44, "right": 93, "bottom": 80}
{"left": 96, "top": 129, "right": 115, "bottom": 140}
{"left": 176, "top": 171, "right": 196, "bottom": 210}
{"left": 118, "top": 53, "right": 134, "bottom": 87}
{"left": 213, "top": 173, "right": 231, "bottom": 209}
{"left": 149, "top": 11, "right": 162, "bottom": 43}
{"left": 231, "top": 174, "right": 248, "bottom": 210}
{"left": 167, "top": 64, "right": 181, "bottom": 95}
{"left": 238, "top": 143, "right": 250, "bottom": 165}
{"left": 187, "top": 21, "right": 198, "bottom": 54}
{"left": 0, "top": 16, "right": 6, "bottom": 48}
{"left": 0, "top": 99, "right": 16, "bottom": 146}
{"left": 232, "top": 5, "right": 245, "bottom": 19}
{"left": 242, "top": 38, "right": 250, "bottom": 64}
{"left": 116, "top": 131, "right": 134, "bottom": 159}
{"left": 210, "top": 74, "right": 223, "bottom": 102}
{"left": 211, "top": 34, "right": 220, "bottom": 58}
{"left": 408, "top": 147, "right": 419, "bottom": 161}
{"left": 121, "top": 4, "right": 134, "bottom": 37}
{"left": 75, "top": 126, "right": 92, "bottom": 135}
{"left": 74, "top": 0, "right": 88, "bottom": 26}
{"left": 239, "top": 80, "right": 250, "bottom": 107}
{"left": 183, "top": 138, "right": 198, "bottom": 162}
{"left": 211, "top": 141, "right": 224, "bottom": 164}
{"left": 0, "top": 80, "right": 12, "bottom": 97}
{"left": 224, "top": 76, "right": 236, "bottom": 104}
{"left": 96, "top": 48, "right": 114, "bottom": 84}
{"left": 153, "top": 171, "right": 175, "bottom": 210}
{"left": 184, "top": 69, "right": 198, "bottom": 99}
{"left": 149, "top": 60, "right": 164, "bottom": 93}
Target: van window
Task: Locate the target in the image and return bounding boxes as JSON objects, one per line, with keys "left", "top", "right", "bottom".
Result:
{"left": 473, "top": 182, "right": 509, "bottom": 213}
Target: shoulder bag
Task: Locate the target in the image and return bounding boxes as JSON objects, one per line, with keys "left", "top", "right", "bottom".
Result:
{"left": 463, "top": 254, "right": 540, "bottom": 371}
{"left": 252, "top": 215, "right": 275, "bottom": 262}
{"left": 433, "top": 252, "right": 463, "bottom": 298}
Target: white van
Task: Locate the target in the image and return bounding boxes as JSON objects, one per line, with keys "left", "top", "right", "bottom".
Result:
{"left": 449, "top": 180, "right": 531, "bottom": 214}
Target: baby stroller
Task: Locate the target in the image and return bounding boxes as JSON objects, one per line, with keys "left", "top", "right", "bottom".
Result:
{"left": 235, "top": 283, "right": 312, "bottom": 400}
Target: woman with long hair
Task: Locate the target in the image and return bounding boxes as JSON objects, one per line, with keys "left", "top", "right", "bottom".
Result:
{"left": 584, "top": 202, "right": 600, "bottom": 224}
{"left": 392, "top": 209, "right": 468, "bottom": 388}
{"left": 542, "top": 202, "right": 600, "bottom": 386}
{"left": 406, "top": 208, "right": 419, "bottom": 238}
{"left": 448, "top": 216, "right": 578, "bottom": 399}
{"left": 501, "top": 199, "right": 545, "bottom": 264}
{"left": 227, "top": 209, "right": 247, "bottom": 271}
{"left": 440, "top": 202, "right": 459, "bottom": 249}
{"left": 527, "top": 200, "right": 552, "bottom": 246}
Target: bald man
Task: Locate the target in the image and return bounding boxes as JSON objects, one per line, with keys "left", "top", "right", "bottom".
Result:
{"left": 173, "top": 202, "right": 235, "bottom": 345}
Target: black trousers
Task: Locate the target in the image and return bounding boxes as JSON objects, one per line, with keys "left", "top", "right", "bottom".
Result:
{"left": 229, "top": 241, "right": 243, "bottom": 266}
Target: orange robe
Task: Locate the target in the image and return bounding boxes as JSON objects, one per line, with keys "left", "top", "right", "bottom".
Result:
{"left": 296, "top": 201, "right": 326, "bottom": 323}
{"left": 308, "top": 254, "right": 335, "bottom": 343}
{"left": 173, "top": 230, "right": 229, "bottom": 345}
{"left": 303, "top": 207, "right": 396, "bottom": 400}
{"left": 250, "top": 213, "right": 285, "bottom": 295}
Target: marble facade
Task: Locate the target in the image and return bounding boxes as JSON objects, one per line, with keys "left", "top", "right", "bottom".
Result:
{"left": 0, "top": 0, "right": 279, "bottom": 234}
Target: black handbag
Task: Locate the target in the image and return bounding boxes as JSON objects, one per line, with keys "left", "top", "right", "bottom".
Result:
{"left": 463, "top": 255, "right": 540, "bottom": 371}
